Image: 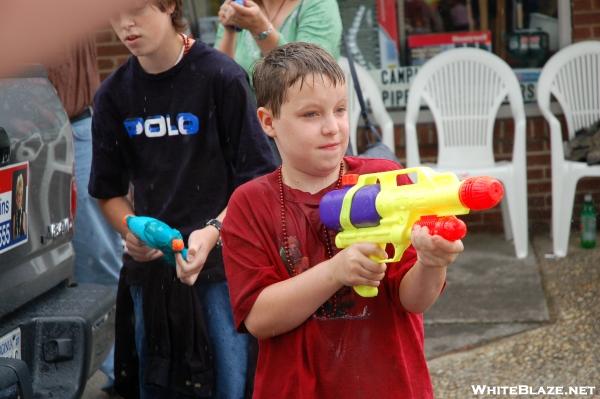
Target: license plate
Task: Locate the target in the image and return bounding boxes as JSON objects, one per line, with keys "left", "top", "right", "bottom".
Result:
{"left": 0, "top": 328, "right": 21, "bottom": 359}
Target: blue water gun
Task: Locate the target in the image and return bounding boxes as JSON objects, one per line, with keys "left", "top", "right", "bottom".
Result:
{"left": 123, "top": 215, "right": 188, "bottom": 267}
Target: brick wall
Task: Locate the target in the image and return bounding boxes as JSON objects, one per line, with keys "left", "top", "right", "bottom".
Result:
{"left": 572, "top": 0, "right": 600, "bottom": 40}
{"left": 95, "top": 28, "right": 129, "bottom": 80}
{"left": 94, "top": 3, "right": 600, "bottom": 234}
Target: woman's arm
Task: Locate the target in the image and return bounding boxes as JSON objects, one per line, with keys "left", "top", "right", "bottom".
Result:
{"left": 216, "top": 27, "right": 237, "bottom": 57}
{"left": 227, "top": 0, "right": 281, "bottom": 55}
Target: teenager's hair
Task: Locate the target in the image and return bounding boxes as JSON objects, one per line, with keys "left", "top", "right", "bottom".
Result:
{"left": 253, "top": 42, "right": 345, "bottom": 118}
{"left": 154, "top": 0, "right": 187, "bottom": 32}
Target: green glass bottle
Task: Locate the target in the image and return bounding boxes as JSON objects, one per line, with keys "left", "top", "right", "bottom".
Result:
{"left": 580, "top": 194, "right": 597, "bottom": 249}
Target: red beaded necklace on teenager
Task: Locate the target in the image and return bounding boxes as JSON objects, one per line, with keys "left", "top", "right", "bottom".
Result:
{"left": 179, "top": 32, "right": 192, "bottom": 55}
{"left": 278, "top": 161, "right": 344, "bottom": 276}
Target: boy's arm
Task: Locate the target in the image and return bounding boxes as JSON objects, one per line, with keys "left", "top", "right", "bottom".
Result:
{"left": 175, "top": 208, "right": 226, "bottom": 286}
{"left": 98, "top": 196, "right": 162, "bottom": 262}
{"left": 97, "top": 196, "right": 133, "bottom": 238}
{"left": 398, "top": 225, "right": 464, "bottom": 313}
{"left": 245, "top": 243, "right": 386, "bottom": 339}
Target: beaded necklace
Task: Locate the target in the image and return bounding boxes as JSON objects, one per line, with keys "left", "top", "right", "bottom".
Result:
{"left": 278, "top": 161, "right": 344, "bottom": 276}
{"left": 179, "top": 32, "right": 192, "bottom": 55}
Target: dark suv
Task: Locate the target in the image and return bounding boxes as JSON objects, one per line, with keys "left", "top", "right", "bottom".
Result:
{"left": 0, "top": 67, "right": 115, "bottom": 399}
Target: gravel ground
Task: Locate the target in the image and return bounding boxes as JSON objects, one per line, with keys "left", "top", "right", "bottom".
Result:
{"left": 428, "top": 234, "right": 600, "bottom": 398}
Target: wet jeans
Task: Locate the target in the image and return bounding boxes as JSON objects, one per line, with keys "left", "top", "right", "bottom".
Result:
{"left": 130, "top": 281, "right": 250, "bottom": 399}
{"left": 197, "top": 281, "right": 250, "bottom": 399}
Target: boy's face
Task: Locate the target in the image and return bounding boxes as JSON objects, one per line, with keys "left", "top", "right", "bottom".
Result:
{"left": 261, "top": 75, "right": 349, "bottom": 178}
{"left": 110, "top": 1, "right": 175, "bottom": 58}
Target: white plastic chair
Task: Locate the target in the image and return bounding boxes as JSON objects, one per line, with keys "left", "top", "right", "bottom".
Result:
{"left": 537, "top": 41, "right": 600, "bottom": 257}
{"left": 338, "top": 57, "right": 395, "bottom": 155}
{"left": 405, "top": 48, "right": 528, "bottom": 259}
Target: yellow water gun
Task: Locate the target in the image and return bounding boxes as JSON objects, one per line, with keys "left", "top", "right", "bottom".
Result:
{"left": 319, "top": 166, "right": 504, "bottom": 297}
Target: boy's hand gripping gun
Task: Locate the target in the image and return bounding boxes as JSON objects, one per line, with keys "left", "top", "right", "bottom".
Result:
{"left": 319, "top": 167, "right": 504, "bottom": 298}
{"left": 123, "top": 215, "right": 188, "bottom": 267}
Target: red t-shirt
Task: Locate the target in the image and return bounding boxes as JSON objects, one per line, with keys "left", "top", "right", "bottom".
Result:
{"left": 222, "top": 157, "right": 434, "bottom": 399}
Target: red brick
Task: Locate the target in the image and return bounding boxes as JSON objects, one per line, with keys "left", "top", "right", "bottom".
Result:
{"left": 528, "top": 181, "right": 552, "bottom": 193}
{"left": 419, "top": 145, "right": 438, "bottom": 158}
{"left": 528, "top": 196, "right": 546, "bottom": 208}
{"left": 417, "top": 124, "right": 436, "bottom": 144}
{"left": 97, "top": 58, "right": 115, "bottom": 70}
{"left": 573, "top": 0, "right": 593, "bottom": 11}
{"left": 528, "top": 209, "right": 552, "bottom": 220}
{"left": 573, "top": 27, "right": 593, "bottom": 39}
{"left": 594, "top": 0, "right": 600, "bottom": 9}
{"left": 394, "top": 126, "right": 405, "bottom": 146}
{"left": 503, "top": 119, "right": 515, "bottom": 132}
{"left": 528, "top": 117, "right": 548, "bottom": 137}
{"left": 527, "top": 153, "right": 551, "bottom": 166}
{"left": 527, "top": 169, "right": 544, "bottom": 180}
{"left": 577, "top": 178, "right": 600, "bottom": 191}
{"left": 594, "top": 26, "right": 600, "bottom": 37}
{"left": 573, "top": 12, "right": 600, "bottom": 25}
{"left": 97, "top": 43, "right": 128, "bottom": 57}
{"left": 527, "top": 139, "right": 547, "bottom": 152}
{"left": 95, "top": 30, "right": 115, "bottom": 44}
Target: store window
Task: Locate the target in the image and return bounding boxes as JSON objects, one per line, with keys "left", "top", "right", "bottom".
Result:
{"left": 400, "top": 0, "right": 559, "bottom": 68}
{"left": 183, "top": 0, "right": 223, "bottom": 46}
{"left": 338, "top": 0, "right": 568, "bottom": 108}
{"left": 183, "top": 0, "right": 570, "bottom": 109}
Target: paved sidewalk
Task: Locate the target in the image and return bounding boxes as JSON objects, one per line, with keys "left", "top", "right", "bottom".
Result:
{"left": 425, "top": 233, "right": 549, "bottom": 360}
{"left": 428, "top": 233, "right": 600, "bottom": 398}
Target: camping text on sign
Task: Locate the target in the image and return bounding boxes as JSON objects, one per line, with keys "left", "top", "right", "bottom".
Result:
{"left": 370, "top": 66, "right": 541, "bottom": 109}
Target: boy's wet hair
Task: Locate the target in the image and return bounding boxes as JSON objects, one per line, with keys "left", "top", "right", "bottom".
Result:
{"left": 253, "top": 42, "right": 346, "bottom": 118}
{"left": 154, "top": 0, "right": 187, "bottom": 32}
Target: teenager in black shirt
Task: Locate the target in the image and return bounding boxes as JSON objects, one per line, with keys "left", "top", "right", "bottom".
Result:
{"left": 89, "top": 1, "right": 276, "bottom": 397}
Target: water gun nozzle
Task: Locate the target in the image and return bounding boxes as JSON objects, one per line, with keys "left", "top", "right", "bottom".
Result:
{"left": 172, "top": 239, "right": 185, "bottom": 252}
{"left": 122, "top": 214, "right": 133, "bottom": 226}
{"left": 459, "top": 177, "right": 504, "bottom": 210}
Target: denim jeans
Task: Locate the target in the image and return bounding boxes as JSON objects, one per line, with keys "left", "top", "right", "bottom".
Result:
{"left": 71, "top": 115, "right": 123, "bottom": 383}
{"left": 130, "top": 285, "right": 192, "bottom": 399}
{"left": 130, "top": 282, "right": 249, "bottom": 399}
{"left": 197, "top": 281, "right": 250, "bottom": 399}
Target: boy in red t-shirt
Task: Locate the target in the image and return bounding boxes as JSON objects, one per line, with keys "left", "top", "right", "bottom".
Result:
{"left": 220, "top": 42, "right": 464, "bottom": 398}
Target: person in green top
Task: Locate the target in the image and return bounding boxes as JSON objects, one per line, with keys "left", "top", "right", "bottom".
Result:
{"left": 215, "top": 0, "right": 342, "bottom": 77}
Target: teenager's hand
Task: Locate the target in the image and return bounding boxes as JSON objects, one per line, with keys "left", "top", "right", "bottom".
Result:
{"left": 124, "top": 231, "right": 163, "bottom": 262}
{"left": 175, "top": 226, "right": 219, "bottom": 286}
{"left": 228, "top": 0, "right": 271, "bottom": 36}
{"left": 411, "top": 224, "right": 464, "bottom": 269}
{"left": 329, "top": 243, "right": 388, "bottom": 288}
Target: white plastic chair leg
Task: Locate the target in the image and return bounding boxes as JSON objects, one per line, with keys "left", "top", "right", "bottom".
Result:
{"left": 502, "top": 177, "right": 529, "bottom": 259}
{"left": 500, "top": 198, "right": 513, "bottom": 241}
{"left": 552, "top": 173, "right": 578, "bottom": 257}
